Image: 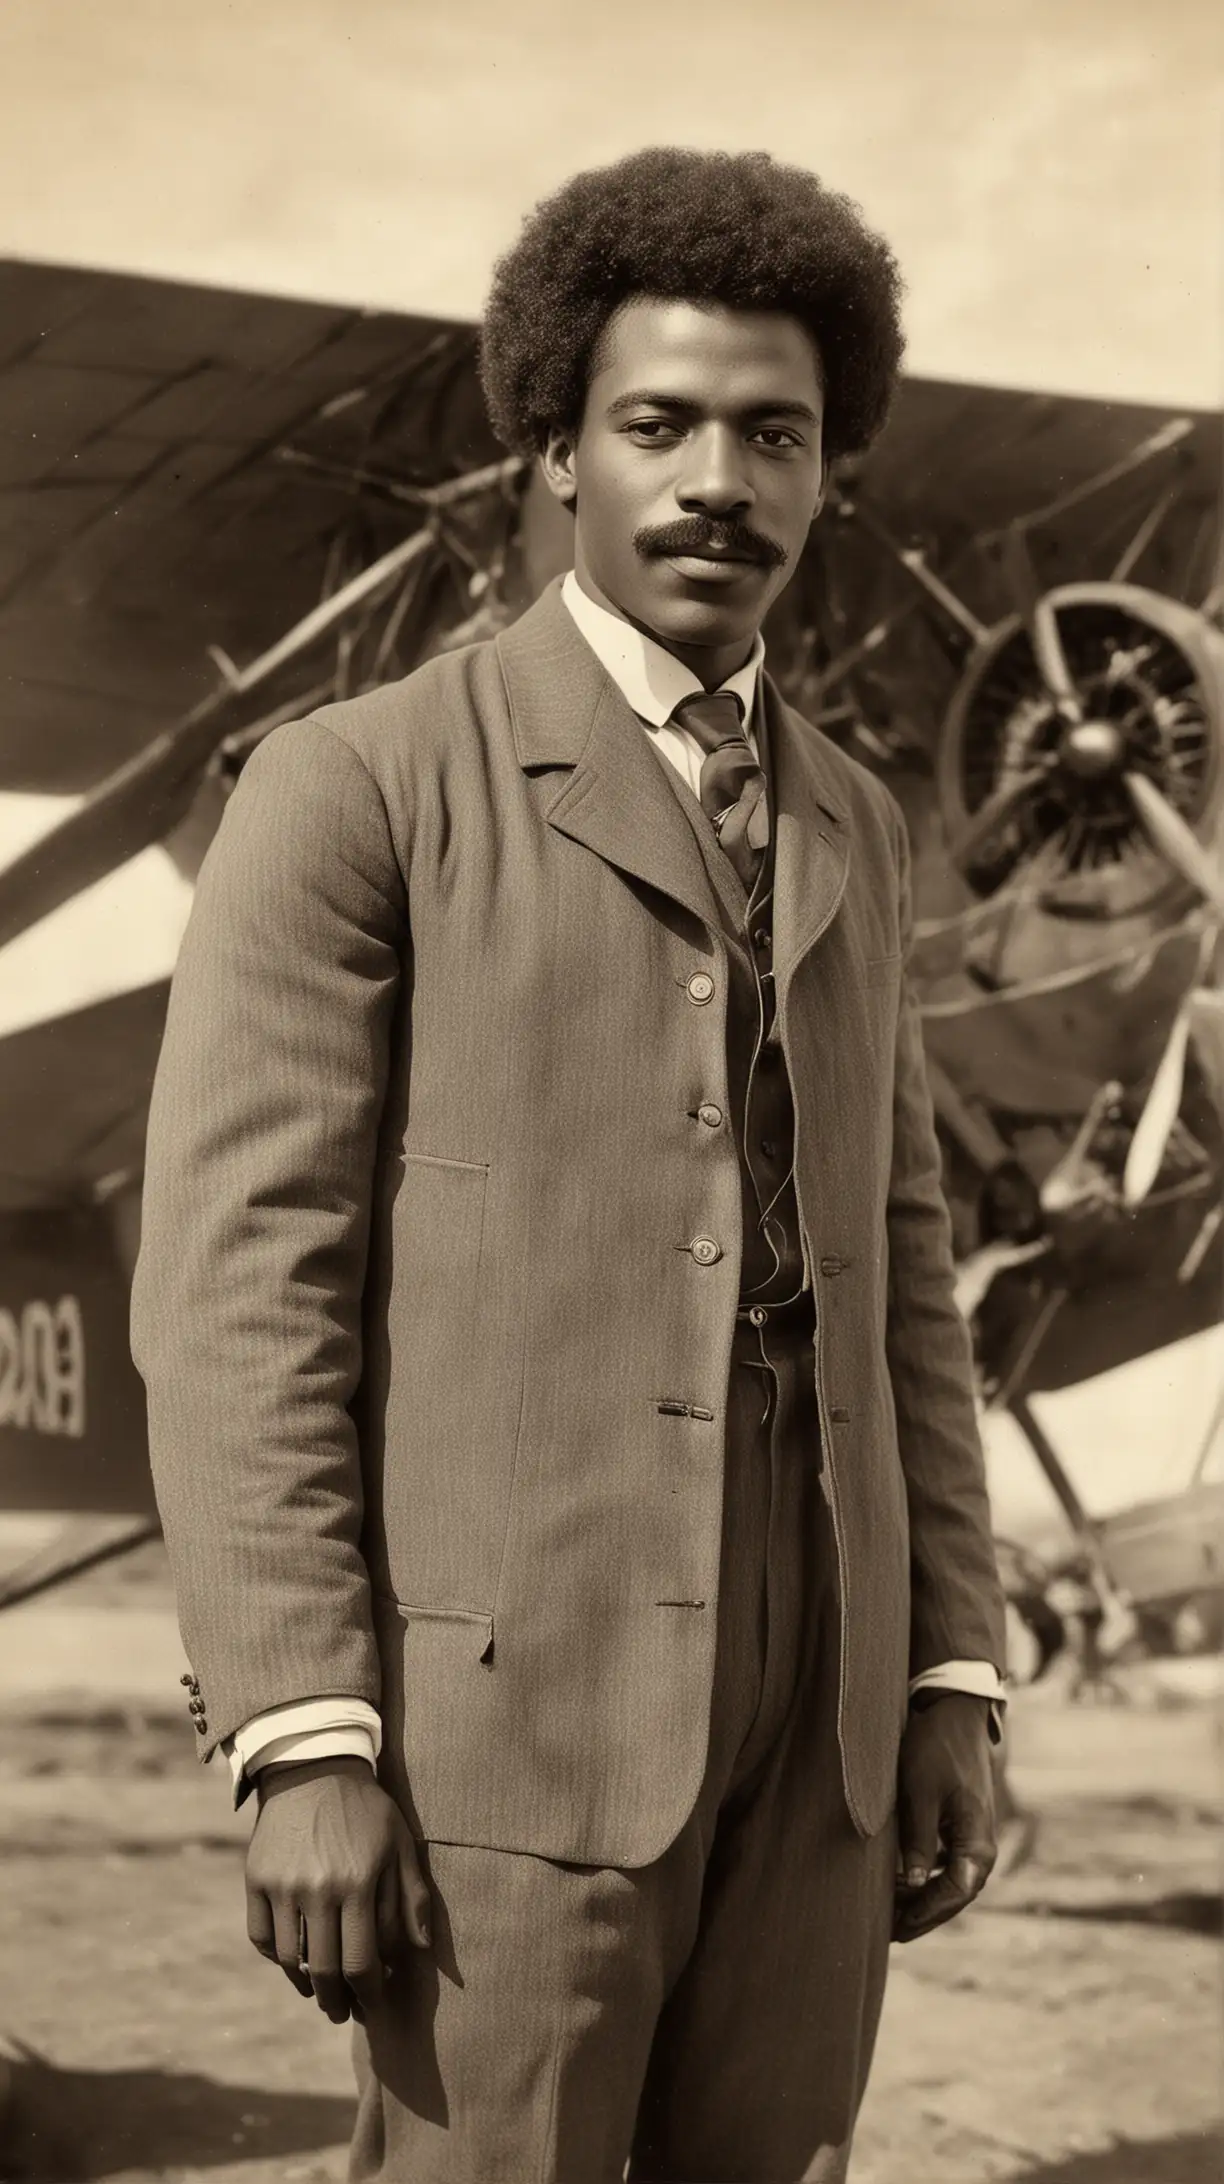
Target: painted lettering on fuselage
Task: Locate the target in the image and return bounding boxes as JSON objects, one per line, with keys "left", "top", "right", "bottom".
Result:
{"left": 0, "top": 1296, "right": 86, "bottom": 1437}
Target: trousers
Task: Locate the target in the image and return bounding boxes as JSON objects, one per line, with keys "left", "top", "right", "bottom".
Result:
{"left": 349, "top": 1310, "right": 896, "bottom": 2183}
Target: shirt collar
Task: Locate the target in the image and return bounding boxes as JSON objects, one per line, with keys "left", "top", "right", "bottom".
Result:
{"left": 561, "top": 569, "right": 764, "bottom": 730}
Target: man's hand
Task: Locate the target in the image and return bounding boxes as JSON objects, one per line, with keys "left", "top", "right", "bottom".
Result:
{"left": 245, "top": 1755, "right": 432, "bottom": 2024}
{"left": 893, "top": 1692, "right": 997, "bottom": 1944}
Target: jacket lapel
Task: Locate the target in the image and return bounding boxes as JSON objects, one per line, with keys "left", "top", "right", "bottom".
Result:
{"left": 761, "top": 673, "right": 851, "bottom": 1007}
{"left": 655, "top": 761, "right": 752, "bottom": 944}
{"left": 496, "top": 582, "right": 854, "bottom": 974}
{"left": 497, "top": 581, "right": 727, "bottom": 938}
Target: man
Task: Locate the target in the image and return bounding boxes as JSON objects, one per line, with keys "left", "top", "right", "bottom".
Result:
{"left": 132, "top": 147, "right": 1006, "bottom": 2182}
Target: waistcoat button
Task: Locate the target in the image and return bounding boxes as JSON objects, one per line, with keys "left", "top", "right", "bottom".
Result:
{"left": 686, "top": 972, "right": 715, "bottom": 1005}
{"left": 689, "top": 1236, "right": 722, "bottom": 1266}
{"left": 752, "top": 927, "right": 771, "bottom": 951}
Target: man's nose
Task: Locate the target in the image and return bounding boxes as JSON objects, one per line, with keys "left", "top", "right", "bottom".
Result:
{"left": 676, "top": 425, "right": 754, "bottom": 516}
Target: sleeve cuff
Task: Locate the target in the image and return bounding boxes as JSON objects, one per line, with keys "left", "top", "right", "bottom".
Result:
{"left": 224, "top": 1698, "right": 382, "bottom": 1808}
{"left": 910, "top": 1661, "right": 1007, "bottom": 1744}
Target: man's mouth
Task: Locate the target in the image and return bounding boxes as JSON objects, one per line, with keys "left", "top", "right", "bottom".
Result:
{"left": 632, "top": 520, "right": 786, "bottom": 582}
{"left": 672, "top": 545, "right": 757, "bottom": 562}
{"left": 662, "top": 548, "right": 764, "bottom": 582}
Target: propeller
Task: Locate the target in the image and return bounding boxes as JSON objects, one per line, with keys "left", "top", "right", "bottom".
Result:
{"left": 1122, "top": 770, "right": 1224, "bottom": 917}
{"left": 1122, "top": 1003, "right": 1192, "bottom": 1206}
{"left": 1125, "top": 984, "right": 1224, "bottom": 1241}
{"left": 1039, "top": 1081, "right": 1123, "bottom": 1215}
{"left": 948, "top": 763, "right": 1049, "bottom": 866}
{"left": 1187, "top": 988, "right": 1224, "bottom": 1127}
{"left": 947, "top": 528, "right": 1081, "bottom": 870}
{"left": 1002, "top": 526, "right": 1082, "bottom": 720}
{"left": 948, "top": 572, "right": 1224, "bottom": 913}
{"left": 953, "top": 1237, "right": 1049, "bottom": 1321}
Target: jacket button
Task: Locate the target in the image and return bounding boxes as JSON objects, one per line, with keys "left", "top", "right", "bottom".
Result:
{"left": 194, "top": 1718, "right": 209, "bottom": 1735}
{"left": 697, "top": 1103, "right": 723, "bottom": 1129}
{"left": 686, "top": 972, "right": 715, "bottom": 1005}
{"left": 820, "top": 1256, "right": 846, "bottom": 1276}
{"left": 179, "top": 1673, "right": 195, "bottom": 1688}
{"left": 188, "top": 1698, "right": 206, "bottom": 1715}
{"left": 689, "top": 1236, "right": 722, "bottom": 1266}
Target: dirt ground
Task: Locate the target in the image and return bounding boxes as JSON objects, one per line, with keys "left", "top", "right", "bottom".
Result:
{"left": 0, "top": 1546, "right": 1220, "bottom": 2184}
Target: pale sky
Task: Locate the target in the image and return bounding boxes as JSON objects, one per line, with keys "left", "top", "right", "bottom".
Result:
{"left": 0, "top": 0, "right": 1221, "bottom": 406}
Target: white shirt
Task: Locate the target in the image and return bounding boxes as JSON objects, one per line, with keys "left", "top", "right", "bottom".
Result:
{"left": 559, "top": 568, "right": 764, "bottom": 788}
{"left": 226, "top": 573, "right": 1002, "bottom": 1794}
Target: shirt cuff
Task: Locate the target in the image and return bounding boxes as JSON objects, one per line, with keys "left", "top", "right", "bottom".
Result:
{"left": 909, "top": 1660, "right": 1006, "bottom": 1743}
{"left": 224, "top": 1698, "right": 382, "bottom": 1808}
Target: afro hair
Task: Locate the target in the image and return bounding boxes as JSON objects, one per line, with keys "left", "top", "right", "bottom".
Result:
{"left": 480, "top": 147, "right": 906, "bottom": 464}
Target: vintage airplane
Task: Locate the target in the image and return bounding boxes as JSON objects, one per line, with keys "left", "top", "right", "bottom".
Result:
{"left": 0, "top": 253, "right": 1220, "bottom": 1654}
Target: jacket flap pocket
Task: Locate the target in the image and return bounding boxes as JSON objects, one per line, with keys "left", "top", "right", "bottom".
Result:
{"left": 394, "top": 1602, "right": 494, "bottom": 1661}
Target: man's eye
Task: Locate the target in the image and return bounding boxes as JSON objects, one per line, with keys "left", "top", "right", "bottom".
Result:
{"left": 754, "top": 428, "right": 801, "bottom": 449}
{"left": 626, "top": 419, "right": 679, "bottom": 441}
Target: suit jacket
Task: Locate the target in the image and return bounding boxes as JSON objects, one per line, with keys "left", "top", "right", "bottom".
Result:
{"left": 131, "top": 577, "right": 1005, "bottom": 1863}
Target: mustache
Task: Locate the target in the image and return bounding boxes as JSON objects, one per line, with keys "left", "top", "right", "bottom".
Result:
{"left": 632, "top": 517, "right": 788, "bottom": 571}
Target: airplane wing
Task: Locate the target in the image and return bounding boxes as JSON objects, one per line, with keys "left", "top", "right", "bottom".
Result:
{"left": 0, "top": 252, "right": 1217, "bottom": 1548}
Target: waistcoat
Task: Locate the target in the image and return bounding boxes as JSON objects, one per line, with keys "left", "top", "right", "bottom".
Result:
{"left": 651, "top": 739, "right": 808, "bottom": 1305}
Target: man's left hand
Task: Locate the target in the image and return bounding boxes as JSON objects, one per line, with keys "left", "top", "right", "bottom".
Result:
{"left": 893, "top": 1692, "right": 997, "bottom": 1944}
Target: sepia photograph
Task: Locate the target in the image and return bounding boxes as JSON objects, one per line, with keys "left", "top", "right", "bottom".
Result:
{"left": 0, "top": 3, "right": 1220, "bottom": 2180}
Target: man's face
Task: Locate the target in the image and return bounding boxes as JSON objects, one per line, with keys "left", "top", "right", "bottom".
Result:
{"left": 542, "top": 296, "right": 827, "bottom": 682}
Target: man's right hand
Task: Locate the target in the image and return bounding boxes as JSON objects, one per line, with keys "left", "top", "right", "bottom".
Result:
{"left": 244, "top": 1755, "right": 433, "bottom": 2024}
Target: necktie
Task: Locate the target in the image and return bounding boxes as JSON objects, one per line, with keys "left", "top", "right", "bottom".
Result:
{"left": 671, "top": 691, "right": 770, "bottom": 893}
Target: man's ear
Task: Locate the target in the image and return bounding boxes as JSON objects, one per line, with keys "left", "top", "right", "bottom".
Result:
{"left": 811, "top": 454, "right": 831, "bottom": 522}
{"left": 540, "top": 425, "right": 579, "bottom": 509}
